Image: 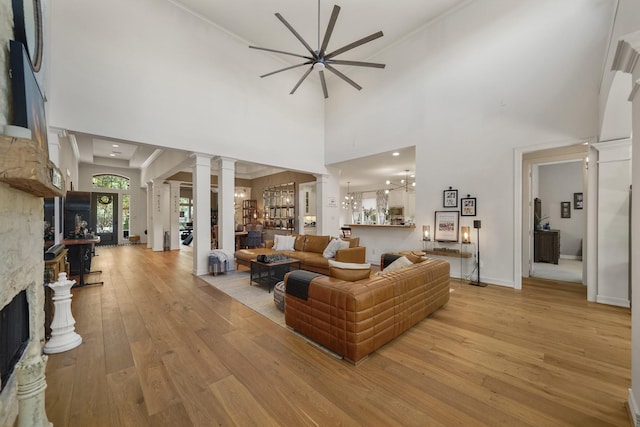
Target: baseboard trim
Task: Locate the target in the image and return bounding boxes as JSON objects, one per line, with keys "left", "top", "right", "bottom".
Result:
{"left": 596, "top": 295, "right": 631, "bottom": 308}
{"left": 628, "top": 389, "right": 640, "bottom": 426}
{"left": 559, "top": 254, "right": 582, "bottom": 260}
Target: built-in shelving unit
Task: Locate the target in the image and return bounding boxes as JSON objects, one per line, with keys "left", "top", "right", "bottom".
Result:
{"left": 242, "top": 200, "right": 257, "bottom": 225}
{"left": 263, "top": 182, "right": 295, "bottom": 231}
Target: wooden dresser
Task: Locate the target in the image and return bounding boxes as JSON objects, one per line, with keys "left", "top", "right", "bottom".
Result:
{"left": 534, "top": 230, "right": 560, "bottom": 264}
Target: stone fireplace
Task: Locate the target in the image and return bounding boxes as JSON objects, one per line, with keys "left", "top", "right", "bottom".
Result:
{"left": 0, "top": 1, "right": 53, "bottom": 424}
{"left": 0, "top": 184, "right": 51, "bottom": 427}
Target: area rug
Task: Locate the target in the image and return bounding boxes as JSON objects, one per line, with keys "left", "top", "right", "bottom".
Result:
{"left": 198, "top": 270, "right": 342, "bottom": 359}
{"left": 198, "top": 270, "right": 285, "bottom": 326}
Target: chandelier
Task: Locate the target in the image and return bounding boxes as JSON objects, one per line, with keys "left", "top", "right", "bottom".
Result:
{"left": 342, "top": 181, "right": 358, "bottom": 210}
{"left": 384, "top": 170, "right": 415, "bottom": 193}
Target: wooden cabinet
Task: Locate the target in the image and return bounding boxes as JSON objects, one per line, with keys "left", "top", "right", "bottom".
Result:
{"left": 534, "top": 230, "right": 560, "bottom": 264}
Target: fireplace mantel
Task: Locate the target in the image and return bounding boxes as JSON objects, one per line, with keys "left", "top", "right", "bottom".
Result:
{"left": 0, "top": 135, "right": 65, "bottom": 198}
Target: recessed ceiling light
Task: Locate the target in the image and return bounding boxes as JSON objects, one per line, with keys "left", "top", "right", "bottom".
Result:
{"left": 112, "top": 144, "right": 120, "bottom": 148}
{"left": 392, "top": 152, "right": 400, "bottom": 156}
{"left": 109, "top": 153, "right": 116, "bottom": 157}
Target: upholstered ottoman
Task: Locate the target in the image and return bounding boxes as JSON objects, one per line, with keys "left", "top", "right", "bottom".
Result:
{"left": 273, "top": 281, "right": 285, "bottom": 311}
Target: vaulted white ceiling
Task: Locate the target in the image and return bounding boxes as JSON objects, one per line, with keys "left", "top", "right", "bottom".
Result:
{"left": 170, "top": 0, "right": 469, "bottom": 64}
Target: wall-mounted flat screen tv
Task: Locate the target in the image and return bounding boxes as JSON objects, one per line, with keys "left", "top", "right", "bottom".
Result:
{"left": 9, "top": 39, "right": 48, "bottom": 153}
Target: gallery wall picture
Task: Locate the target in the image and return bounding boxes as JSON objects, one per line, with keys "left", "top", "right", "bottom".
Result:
{"left": 574, "top": 192, "right": 583, "bottom": 210}
{"left": 461, "top": 197, "right": 477, "bottom": 216}
{"left": 434, "top": 210, "right": 459, "bottom": 242}
{"left": 561, "top": 201, "right": 571, "bottom": 218}
{"left": 443, "top": 188, "right": 458, "bottom": 208}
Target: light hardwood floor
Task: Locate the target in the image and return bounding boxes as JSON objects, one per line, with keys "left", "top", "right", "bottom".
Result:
{"left": 44, "top": 245, "right": 632, "bottom": 426}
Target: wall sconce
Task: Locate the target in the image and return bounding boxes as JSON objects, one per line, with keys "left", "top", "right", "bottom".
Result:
{"left": 461, "top": 226, "right": 470, "bottom": 244}
{"left": 422, "top": 225, "right": 430, "bottom": 241}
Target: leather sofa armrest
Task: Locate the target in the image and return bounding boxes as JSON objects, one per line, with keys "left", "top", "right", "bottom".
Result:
{"left": 335, "top": 246, "right": 366, "bottom": 264}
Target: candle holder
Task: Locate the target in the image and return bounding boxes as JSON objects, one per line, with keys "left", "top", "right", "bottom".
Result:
{"left": 422, "top": 225, "right": 431, "bottom": 241}
{"left": 461, "top": 226, "right": 470, "bottom": 244}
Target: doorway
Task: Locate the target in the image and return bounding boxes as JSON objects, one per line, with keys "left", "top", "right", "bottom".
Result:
{"left": 91, "top": 192, "right": 119, "bottom": 246}
{"left": 521, "top": 144, "right": 588, "bottom": 286}
{"left": 530, "top": 161, "right": 585, "bottom": 283}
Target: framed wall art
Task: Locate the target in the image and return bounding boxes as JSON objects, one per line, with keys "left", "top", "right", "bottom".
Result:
{"left": 561, "top": 201, "right": 571, "bottom": 218}
{"left": 573, "top": 192, "right": 583, "bottom": 210}
{"left": 443, "top": 188, "right": 458, "bottom": 208}
{"left": 434, "top": 210, "right": 459, "bottom": 242}
{"left": 461, "top": 196, "right": 476, "bottom": 216}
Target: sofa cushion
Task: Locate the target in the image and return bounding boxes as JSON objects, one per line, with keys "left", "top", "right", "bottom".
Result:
{"left": 293, "top": 234, "right": 305, "bottom": 251}
{"left": 274, "top": 235, "right": 296, "bottom": 251}
{"left": 235, "top": 248, "right": 275, "bottom": 262}
{"left": 330, "top": 267, "right": 371, "bottom": 282}
{"left": 347, "top": 237, "right": 360, "bottom": 248}
{"left": 293, "top": 252, "right": 329, "bottom": 268}
{"left": 323, "top": 238, "right": 350, "bottom": 258}
{"left": 303, "top": 235, "right": 330, "bottom": 254}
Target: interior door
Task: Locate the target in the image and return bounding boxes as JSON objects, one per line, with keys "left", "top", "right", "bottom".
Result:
{"left": 91, "top": 192, "right": 118, "bottom": 246}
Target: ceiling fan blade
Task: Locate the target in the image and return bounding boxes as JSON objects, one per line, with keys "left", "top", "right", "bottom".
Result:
{"left": 319, "top": 5, "right": 340, "bottom": 56}
{"left": 260, "top": 61, "right": 313, "bottom": 78}
{"left": 319, "top": 70, "right": 329, "bottom": 99}
{"left": 325, "top": 31, "right": 384, "bottom": 60}
{"left": 328, "top": 59, "right": 386, "bottom": 69}
{"left": 325, "top": 64, "right": 362, "bottom": 91}
{"left": 290, "top": 66, "right": 314, "bottom": 95}
{"left": 275, "top": 13, "right": 317, "bottom": 58}
{"left": 249, "top": 46, "right": 313, "bottom": 61}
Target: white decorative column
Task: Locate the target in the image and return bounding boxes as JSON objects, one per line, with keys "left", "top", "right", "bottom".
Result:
{"left": 169, "top": 181, "right": 181, "bottom": 250}
{"left": 217, "top": 157, "right": 236, "bottom": 252}
{"left": 146, "top": 181, "right": 154, "bottom": 249}
{"left": 193, "top": 154, "right": 212, "bottom": 275}
{"left": 152, "top": 180, "right": 165, "bottom": 252}
{"left": 612, "top": 30, "right": 640, "bottom": 426}
{"left": 43, "top": 273, "right": 82, "bottom": 354}
{"left": 15, "top": 355, "right": 51, "bottom": 427}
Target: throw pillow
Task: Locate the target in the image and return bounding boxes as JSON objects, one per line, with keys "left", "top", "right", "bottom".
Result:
{"left": 322, "top": 238, "right": 350, "bottom": 258}
{"left": 273, "top": 235, "right": 296, "bottom": 251}
{"left": 328, "top": 260, "right": 371, "bottom": 269}
{"left": 328, "top": 260, "right": 372, "bottom": 282}
{"left": 404, "top": 252, "right": 424, "bottom": 264}
{"left": 378, "top": 255, "right": 412, "bottom": 274}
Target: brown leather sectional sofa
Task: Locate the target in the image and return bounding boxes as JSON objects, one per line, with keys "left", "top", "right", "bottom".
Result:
{"left": 284, "top": 255, "right": 450, "bottom": 364}
{"left": 234, "top": 234, "right": 366, "bottom": 275}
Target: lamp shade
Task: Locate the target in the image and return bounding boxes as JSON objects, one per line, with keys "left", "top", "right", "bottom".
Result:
{"left": 422, "top": 225, "right": 430, "bottom": 241}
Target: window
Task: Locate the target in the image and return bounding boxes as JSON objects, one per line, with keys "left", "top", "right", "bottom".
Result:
{"left": 180, "top": 197, "right": 192, "bottom": 228}
{"left": 92, "top": 174, "right": 130, "bottom": 190}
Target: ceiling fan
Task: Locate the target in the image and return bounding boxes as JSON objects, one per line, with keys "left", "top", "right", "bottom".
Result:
{"left": 249, "top": 1, "right": 386, "bottom": 99}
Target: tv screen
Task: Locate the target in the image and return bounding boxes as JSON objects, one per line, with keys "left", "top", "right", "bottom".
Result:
{"left": 9, "top": 39, "right": 48, "bottom": 153}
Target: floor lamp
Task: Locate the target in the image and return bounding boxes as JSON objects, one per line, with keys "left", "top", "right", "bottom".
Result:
{"left": 470, "top": 220, "right": 487, "bottom": 287}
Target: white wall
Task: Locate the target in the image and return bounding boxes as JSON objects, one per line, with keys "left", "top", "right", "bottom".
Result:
{"left": 48, "top": 0, "right": 327, "bottom": 176}
{"left": 325, "top": 0, "right": 614, "bottom": 286}
{"left": 596, "top": 141, "right": 631, "bottom": 308}
{"left": 538, "top": 161, "right": 584, "bottom": 258}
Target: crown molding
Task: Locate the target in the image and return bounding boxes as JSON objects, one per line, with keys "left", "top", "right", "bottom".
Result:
{"left": 612, "top": 31, "right": 640, "bottom": 73}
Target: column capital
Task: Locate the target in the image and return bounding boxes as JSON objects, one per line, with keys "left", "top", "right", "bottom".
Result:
{"left": 191, "top": 153, "right": 213, "bottom": 167}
